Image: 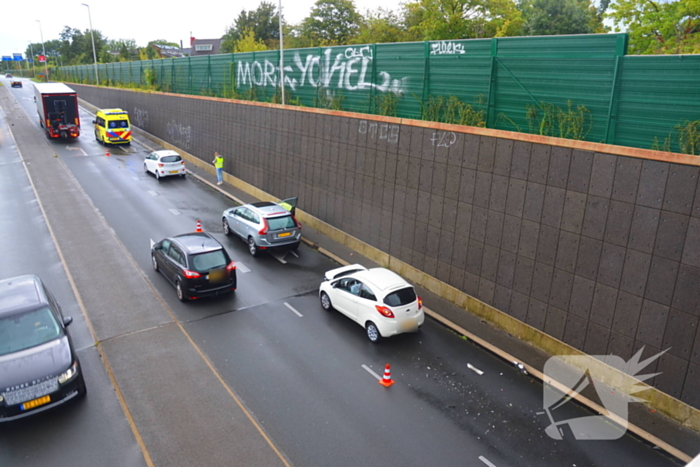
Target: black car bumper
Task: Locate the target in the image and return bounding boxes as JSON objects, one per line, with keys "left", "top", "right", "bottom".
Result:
{"left": 0, "top": 373, "right": 85, "bottom": 422}
{"left": 185, "top": 272, "right": 237, "bottom": 300}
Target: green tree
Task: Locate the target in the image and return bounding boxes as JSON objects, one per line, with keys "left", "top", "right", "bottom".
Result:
{"left": 404, "top": 0, "right": 522, "bottom": 40}
{"left": 221, "top": 1, "right": 280, "bottom": 52}
{"left": 351, "top": 7, "right": 410, "bottom": 44}
{"left": 299, "top": 0, "right": 362, "bottom": 46}
{"left": 519, "top": 0, "right": 603, "bottom": 36}
{"left": 606, "top": 0, "right": 700, "bottom": 54}
{"left": 234, "top": 28, "right": 269, "bottom": 52}
{"left": 58, "top": 26, "right": 107, "bottom": 65}
{"left": 104, "top": 39, "right": 139, "bottom": 62}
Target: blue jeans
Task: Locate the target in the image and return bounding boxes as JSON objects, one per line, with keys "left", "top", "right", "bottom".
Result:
{"left": 216, "top": 167, "right": 223, "bottom": 183}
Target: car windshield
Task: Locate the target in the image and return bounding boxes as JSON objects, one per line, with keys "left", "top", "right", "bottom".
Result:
{"left": 267, "top": 215, "right": 295, "bottom": 231}
{"left": 0, "top": 307, "right": 63, "bottom": 356}
{"left": 191, "top": 250, "right": 228, "bottom": 272}
{"left": 161, "top": 155, "right": 182, "bottom": 163}
{"left": 383, "top": 287, "right": 417, "bottom": 307}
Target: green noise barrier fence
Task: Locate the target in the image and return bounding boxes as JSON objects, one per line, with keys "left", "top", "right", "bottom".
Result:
{"left": 54, "top": 33, "right": 700, "bottom": 155}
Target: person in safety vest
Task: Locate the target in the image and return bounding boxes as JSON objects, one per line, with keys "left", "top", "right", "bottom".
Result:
{"left": 213, "top": 152, "right": 224, "bottom": 185}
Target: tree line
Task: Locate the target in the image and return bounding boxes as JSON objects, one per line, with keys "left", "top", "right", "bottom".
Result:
{"left": 26, "top": 0, "right": 700, "bottom": 66}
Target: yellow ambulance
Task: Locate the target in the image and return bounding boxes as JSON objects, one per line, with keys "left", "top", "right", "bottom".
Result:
{"left": 93, "top": 109, "right": 132, "bottom": 145}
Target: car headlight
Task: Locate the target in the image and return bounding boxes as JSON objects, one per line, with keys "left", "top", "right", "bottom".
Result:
{"left": 0, "top": 395, "right": 4, "bottom": 402}
{"left": 58, "top": 361, "right": 79, "bottom": 384}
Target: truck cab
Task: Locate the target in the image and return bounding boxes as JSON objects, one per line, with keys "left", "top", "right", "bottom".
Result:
{"left": 93, "top": 109, "right": 132, "bottom": 145}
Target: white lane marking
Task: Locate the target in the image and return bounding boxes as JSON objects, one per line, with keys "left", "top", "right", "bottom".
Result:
{"left": 65, "top": 146, "right": 88, "bottom": 156}
{"left": 478, "top": 456, "right": 497, "bottom": 467}
{"left": 150, "top": 238, "right": 154, "bottom": 248}
{"left": 362, "top": 364, "right": 381, "bottom": 380}
{"left": 235, "top": 262, "right": 251, "bottom": 273}
{"left": 169, "top": 209, "right": 181, "bottom": 215}
{"left": 270, "top": 251, "right": 287, "bottom": 264}
{"left": 148, "top": 190, "right": 158, "bottom": 196}
{"left": 289, "top": 250, "right": 299, "bottom": 258}
{"left": 132, "top": 176, "right": 140, "bottom": 181}
{"left": 468, "top": 363, "right": 484, "bottom": 375}
{"left": 117, "top": 145, "right": 129, "bottom": 153}
{"left": 284, "top": 302, "right": 303, "bottom": 317}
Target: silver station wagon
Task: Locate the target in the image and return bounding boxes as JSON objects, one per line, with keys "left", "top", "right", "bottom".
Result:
{"left": 222, "top": 198, "right": 301, "bottom": 257}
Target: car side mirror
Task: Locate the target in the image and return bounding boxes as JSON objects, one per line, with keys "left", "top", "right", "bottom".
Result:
{"left": 63, "top": 316, "right": 73, "bottom": 327}
{"left": 92, "top": 119, "right": 96, "bottom": 124}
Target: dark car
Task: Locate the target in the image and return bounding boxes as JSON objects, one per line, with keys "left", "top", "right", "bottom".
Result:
{"left": 11, "top": 80, "right": 22, "bottom": 88}
{"left": 151, "top": 232, "right": 237, "bottom": 301}
{"left": 0, "top": 275, "right": 86, "bottom": 422}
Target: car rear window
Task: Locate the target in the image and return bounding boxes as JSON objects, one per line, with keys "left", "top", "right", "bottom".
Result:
{"left": 0, "top": 307, "right": 63, "bottom": 356}
{"left": 161, "top": 155, "right": 182, "bottom": 163}
{"left": 267, "top": 215, "right": 295, "bottom": 231}
{"left": 191, "top": 250, "right": 228, "bottom": 272}
{"left": 383, "top": 287, "right": 417, "bottom": 307}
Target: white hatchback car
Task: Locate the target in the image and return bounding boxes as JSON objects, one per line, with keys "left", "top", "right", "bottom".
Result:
{"left": 143, "top": 150, "right": 186, "bottom": 180}
{"left": 319, "top": 264, "right": 425, "bottom": 342}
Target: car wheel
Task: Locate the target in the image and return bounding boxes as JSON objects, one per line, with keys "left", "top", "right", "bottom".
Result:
{"left": 155, "top": 170, "right": 161, "bottom": 181}
{"left": 77, "top": 375, "right": 87, "bottom": 398}
{"left": 95, "top": 132, "right": 100, "bottom": 143}
{"left": 151, "top": 254, "right": 159, "bottom": 272}
{"left": 176, "top": 280, "right": 186, "bottom": 301}
{"left": 180, "top": 173, "right": 186, "bottom": 178}
{"left": 320, "top": 292, "right": 333, "bottom": 311}
{"left": 222, "top": 218, "right": 231, "bottom": 236}
{"left": 366, "top": 321, "right": 381, "bottom": 343}
{"left": 247, "top": 237, "right": 259, "bottom": 257}
{"left": 291, "top": 241, "right": 300, "bottom": 251}
{"left": 143, "top": 163, "right": 149, "bottom": 174}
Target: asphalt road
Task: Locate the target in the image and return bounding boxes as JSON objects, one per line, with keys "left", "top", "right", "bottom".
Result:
{"left": 0, "top": 76, "right": 682, "bottom": 467}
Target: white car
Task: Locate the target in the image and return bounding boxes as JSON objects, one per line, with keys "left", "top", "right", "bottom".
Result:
{"left": 143, "top": 150, "right": 186, "bottom": 180}
{"left": 319, "top": 264, "right": 425, "bottom": 342}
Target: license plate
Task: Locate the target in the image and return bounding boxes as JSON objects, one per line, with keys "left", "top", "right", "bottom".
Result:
{"left": 170, "top": 170, "right": 179, "bottom": 174}
{"left": 208, "top": 269, "right": 226, "bottom": 283}
{"left": 278, "top": 232, "right": 291, "bottom": 237}
{"left": 21, "top": 395, "right": 51, "bottom": 411}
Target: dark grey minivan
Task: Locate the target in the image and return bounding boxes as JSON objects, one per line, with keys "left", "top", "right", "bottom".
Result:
{"left": 0, "top": 275, "right": 86, "bottom": 422}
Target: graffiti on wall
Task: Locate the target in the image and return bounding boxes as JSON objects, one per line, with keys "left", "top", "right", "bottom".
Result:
{"left": 431, "top": 131, "right": 457, "bottom": 148}
{"left": 236, "top": 46, "right": 409, "bottom": 95}
{"left": 133, "top": 107, "right": 149, "bottom": 129}
{"left": 430, "top": 41, "right": 466, "bottom": 55}
{"left": 166, "top": 120, "right": 192, "bottom": 150}
{"left": 358, "top": 120, "right": 400, "bottom": 144}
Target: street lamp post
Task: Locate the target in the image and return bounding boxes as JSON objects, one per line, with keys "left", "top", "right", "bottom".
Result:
{"left": 28, "top": 42, "right": 35, "bottom": 78}
{"left": 36, "top": 20, "right": 49, "bottom": 82}
{"left": 278, "top": 0, "right": 285, "bottom": 105}
{"left": 82, "top": 3, "right": 99, "bottom": 85}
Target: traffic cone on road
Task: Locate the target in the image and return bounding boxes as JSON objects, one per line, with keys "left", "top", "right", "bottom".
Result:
{"left": 105, "top": 148, "right": 110, "bottom": 157}
{"left": 195, "top": 220, "right": 203, "bottom": 232}
{"left": 379, "top": 364, "right": 394, "bottom": 387}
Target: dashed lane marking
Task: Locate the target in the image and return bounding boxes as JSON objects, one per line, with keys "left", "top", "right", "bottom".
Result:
{"left": 284, "top": 302, "right": 302, "bottom": 317}
{"left": 236, "top": 262, "right": 251, "bottom": 273}
{"left": 148, "top": 190, "right": 158, "bottom": 196}
{"left": 468, "top": 363, "right": 484, "bottom": 375}
{"left": 270, "top": 251, "right": 287, "bottom": 264}
{"left": 169, "top": 209, "right": 181, "bottom": 215}
{"left": 132, "top": 177, "right": 140, "bottom": 181}
{"left": 479, "top": 456, "right": 497, "bottom": 467}
{"left": 289, "top": 250, "right": 299, "bottom": 258}
{"left": 362, "top": 364, "right": 381, "bottom": 381}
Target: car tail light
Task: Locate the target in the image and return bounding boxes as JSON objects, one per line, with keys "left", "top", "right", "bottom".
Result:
{"left": 293, "top": 215, "right": 302, "bottom": 229}
{"left": 375, "top": 305, "right": 395, "bottom": 318}
{"left": 158, "top": 163, "right": 164, "bottom": 167}
{"left": 258, "top": 218, "right": 269, "bottom": 235}
{"left": 181, "top": 161, "right": 185, "bottom": 165}
{"left": 183, "top": 269, "right": 201, "bottom": 279}
{"left": 417, "top": 296, "right": 423, "bottom": 310}
{"left": 226, "top": 261, "right": 236, "bottom": 271}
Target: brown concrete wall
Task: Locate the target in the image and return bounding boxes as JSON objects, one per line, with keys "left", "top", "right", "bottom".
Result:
{"left": 72, "top": 85, "right": 700, "bottom": 410}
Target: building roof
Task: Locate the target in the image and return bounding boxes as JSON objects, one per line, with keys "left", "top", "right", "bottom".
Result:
{"left": 190, "top": 39, "right": 222, "bottom": 56}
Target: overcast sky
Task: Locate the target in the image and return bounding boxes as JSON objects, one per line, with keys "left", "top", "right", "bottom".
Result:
{"left": 1, "top": 0, "right": 405, "bottom": 57}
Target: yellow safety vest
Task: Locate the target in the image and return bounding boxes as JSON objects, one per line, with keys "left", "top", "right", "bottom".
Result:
{"left": 214, "top": 156, "right": 224, "bottom": 169}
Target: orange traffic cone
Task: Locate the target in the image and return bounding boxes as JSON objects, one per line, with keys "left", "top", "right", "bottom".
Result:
{"left": 195, "top": 220, "right": 203, "bottom": 232}
{"left": 379, "top": 364, "right": 394, "bottom": 387}
{"left": 105, "top": 148, "right": 110, "bottom": 157}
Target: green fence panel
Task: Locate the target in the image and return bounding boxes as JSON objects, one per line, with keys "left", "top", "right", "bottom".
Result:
{"left": 614, "top": 55, "right": 700, "bottom": 153}
{"left": 54, "top": 33, "right": 700, "bottom": 154}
